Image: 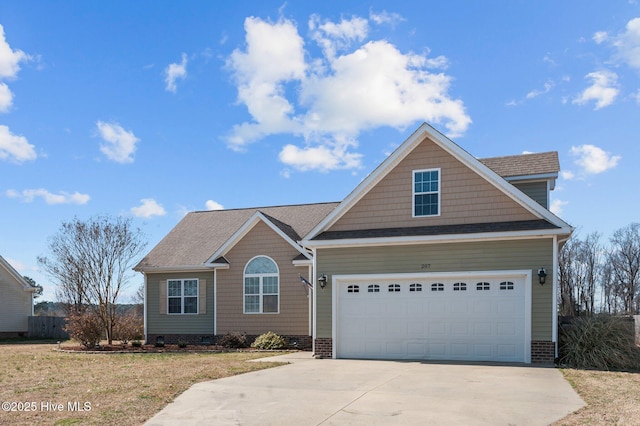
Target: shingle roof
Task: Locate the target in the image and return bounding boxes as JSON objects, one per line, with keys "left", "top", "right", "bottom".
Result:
{"left": 479, "top": 151, "right": 559, "bottom": 178}
{"left": 135, "top": 202, "right": 339, "bottom": 269}
{"left": 312, "top": 219, "right": 559, "bottom": 241}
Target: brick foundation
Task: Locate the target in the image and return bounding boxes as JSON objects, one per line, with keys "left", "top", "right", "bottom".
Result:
{"left": 531, "top": 340, "right": 555, "bottom": 363}
{"left": 0, "top": 331, "right": 27, "bottom": 339}
{"left": 146, "top": 333, "right": 312, "bottom": 349}
{"left": 314, "top": 338, "right": 333, "bottom": 358}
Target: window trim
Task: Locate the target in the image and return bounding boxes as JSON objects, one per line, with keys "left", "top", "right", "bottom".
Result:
{"left": 167, "top": 278, "right": 199, "bottom": 315}
{"left": 243, "top": 255, "right": 280, "bottom": 314}
{"left": 412, "top": 168, "right": 441, "bottom": 218}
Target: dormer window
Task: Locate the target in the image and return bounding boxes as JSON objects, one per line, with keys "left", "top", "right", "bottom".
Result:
{"left": 413, "top": 168, "right": 440, "bottom": 217}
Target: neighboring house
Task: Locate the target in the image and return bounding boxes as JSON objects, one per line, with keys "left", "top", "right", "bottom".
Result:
{"left": 0, "top": 255, "right": 36, "bottom": 338}
{"left": 136, "top": 123, "right": 572, "bottom": 363}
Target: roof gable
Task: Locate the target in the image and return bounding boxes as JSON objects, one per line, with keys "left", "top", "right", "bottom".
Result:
{"left": 135, "top": 202, "right": 338, "bottom": 271}
{"left": 0, "top": 255, "right": 35, "bottom": 292}
{"left": 205, "top": 211, "right": 310, "bottom": 264}
{"left": 304, "top": 123, "right": 572, "bottom": 242}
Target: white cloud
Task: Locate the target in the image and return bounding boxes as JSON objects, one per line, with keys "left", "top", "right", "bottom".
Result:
{"left": 6, "top": 188, "right": 90, "bottom": 205}
{"left": 526, "top": 80, "right": 554, "bottom": 99}
{"left": 96, "top": 121, "right": 140, "bottom": 163}
{"left": 0, "top": 82, "right": 13, "bottom": 112}
{"left": 0, "top": 125, "right": 36, "bottom": 163}
{"left": 205, "top": 199, "right": 224, "bottom": 210}
{"left": 369, "top": 10, "right": 405, "bottom": 27}
{"left": 573, "top": 70, "right": 619, "bottom": 109}
{"left": 310, "top": 15, "right": 369, "bottom": 59}
{"left": 561, "top": 170, "right": 575, "bottom": 180}
{"left": 164, "top": 53, "right": 188, "bottom": 93}
{"left": 279, "top": 142, "right": 363, "bottom": 172}
{"left": 593, "top": 31, "right": 608, "bottom": 44}
{"left": 0, "top": 24, "right": 29, "bottom": 79}
{"left": 610, "top": 17, "right": 640, "bottom": 71}
{"left": 225, "top": 14, "right": 470, "bottom": 172}
{"left": 550, "top": 199, "right": 569, "bottom": 216}
{"left": 570, "top": 144, "right": 621, "bottom": 174}
{"left": 131, "top": 198, "right": 166, "bottom": 218}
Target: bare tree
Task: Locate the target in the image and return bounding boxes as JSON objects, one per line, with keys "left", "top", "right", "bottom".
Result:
{"left": 558, "top": 232, "right": 602, "bottom": 316}
{"left": 39, "top": 215, "right": 147, "bottom": 344}
{"left": 607, "top": 223, "right": 640, "bottom": 314}
{"left": 577, "top": 232, "right": 601, "bottom": 315}
{"left": 558, "top": 236, "right": 579, "bottom": 316}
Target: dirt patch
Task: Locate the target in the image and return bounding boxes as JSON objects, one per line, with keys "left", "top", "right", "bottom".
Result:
{"left": 0, "top": 342, "right": 288, "bottom": 426}
{"left": 554, "top": 368, "right": 640, "bottom": 425}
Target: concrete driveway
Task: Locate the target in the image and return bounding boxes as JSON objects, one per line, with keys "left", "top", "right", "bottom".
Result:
{"left": 145, "top": 352, "right": 584, "bottom": 426}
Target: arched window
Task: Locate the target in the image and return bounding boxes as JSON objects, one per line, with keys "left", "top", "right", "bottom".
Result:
{"left": 244, "top": 256, "right": 279, "bottom": 314}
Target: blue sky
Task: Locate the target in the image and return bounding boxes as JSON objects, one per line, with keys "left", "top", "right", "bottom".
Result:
{"left": 1, "top": 1, "right": 638, "bottom": 301}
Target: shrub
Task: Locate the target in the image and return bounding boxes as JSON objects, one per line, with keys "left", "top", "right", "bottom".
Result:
{"left": 178, "top": 341, "right": 188, "bottom": 348}
{"left": 131, "top": 340, "right": 142, "bottom": 348}
{"left": 113, "top": 312, "right": 144, "bottom": 344}
{"left": 251, "top": 331, "right": 286, "bottom": 350}
{"left": 558, "top": 315, "right": 640, "bottom": 371}
{"left": 64, "top": 308, "right": 104, "bottom": 349}
{"left": 219, "top": 332, "right": 248, "bottom": 348}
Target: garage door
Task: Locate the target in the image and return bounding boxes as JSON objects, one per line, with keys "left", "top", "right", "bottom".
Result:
{"left": 335, "top": 272, "right": 530, "bottom": 363}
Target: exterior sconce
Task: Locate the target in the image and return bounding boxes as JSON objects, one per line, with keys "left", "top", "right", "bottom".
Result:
{"left": 318, "top": 274, "right": 328, "bottom": 289}
{"left": 537, "top": 268, "right": 547, "bottom": 285}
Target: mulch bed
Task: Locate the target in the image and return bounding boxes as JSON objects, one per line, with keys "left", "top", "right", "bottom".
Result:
{"left": 57, "top": 343, "right": 294, "bottom": 354}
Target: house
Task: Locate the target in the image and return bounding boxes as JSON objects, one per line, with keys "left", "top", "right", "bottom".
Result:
{"left": 0, "top": 255, "right": 36, "bottom": 338}
{"left": 135, "top": 123, "right": 572, "bottom": 363}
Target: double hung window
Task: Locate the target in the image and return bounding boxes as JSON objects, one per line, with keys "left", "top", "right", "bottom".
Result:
{"left": 167, "top": 279, "right": 198, "bottom": 314}
{"left": 413, "top": 169, "right": 440, "bottom": 217}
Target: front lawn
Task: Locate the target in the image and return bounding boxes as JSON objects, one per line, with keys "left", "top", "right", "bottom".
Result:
{"left": 554, "top": 368, "right": 640, "bottom": 425}
{"left": 0, "top": 341, "right": 286, "bottom": 425}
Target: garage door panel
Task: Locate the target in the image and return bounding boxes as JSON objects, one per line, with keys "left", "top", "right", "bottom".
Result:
{"left": 336, "top": 274, "right": 528, "bottom": 362}
{"left": 407, "top": 342, "right": 426, "bottom": 357}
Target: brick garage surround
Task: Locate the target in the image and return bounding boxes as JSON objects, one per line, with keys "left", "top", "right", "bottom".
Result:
{"left": 314, "top": 338, "right": 333, "bottom": 358}
{"left": 531, "top": 340, "right": 555, "bottom": 363}
{"left": 315, "top": 338, "right": 554, "bottom": 363}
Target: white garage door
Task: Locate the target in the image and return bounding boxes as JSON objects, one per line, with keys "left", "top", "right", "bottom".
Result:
{"left": 335, "top": 272, "right": 530, "bottom": 363}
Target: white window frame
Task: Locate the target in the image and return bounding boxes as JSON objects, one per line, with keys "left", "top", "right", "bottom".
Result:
{"left": 412, "top": 168, "right": 441, "bottom": 218}
{"left": 167, "top": 279, "right": 199, "bottom": 315}
{"left": 243, "top": 255, "right": 280, "bottom": 314}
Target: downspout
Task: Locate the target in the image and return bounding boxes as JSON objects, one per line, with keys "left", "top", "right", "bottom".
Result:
{"left": 307, "top": 264, "right": 312, "bottom": 337}
{"left": 213, "top": 268, "right": 217, "bottom": 336}
{"left": 143, "top": 273, "right": 148, "bottom": 344}
{"left": 312, "top": 247, "right": 317, "bottom": 356}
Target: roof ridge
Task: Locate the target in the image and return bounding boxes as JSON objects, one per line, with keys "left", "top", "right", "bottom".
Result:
{"left": 479, "top": 151, "right": 557, "bottom": 161}
{"left": 190, "top": 201, "right": 340, "bottom": 214}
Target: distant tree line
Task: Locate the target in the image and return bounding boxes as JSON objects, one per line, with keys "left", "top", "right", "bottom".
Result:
{"left": 559, "top": 222, "right": 640, "bottom": 316}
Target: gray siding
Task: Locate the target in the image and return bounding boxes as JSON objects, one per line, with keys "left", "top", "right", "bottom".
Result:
{"left": 513, "top": 181, "right": 548, "bottom": 208}
{"left": 146, "top": 271, "right": 215, "bottom": 334}
{"left": 316, "top": 238, "right": 554, "bottom": 341}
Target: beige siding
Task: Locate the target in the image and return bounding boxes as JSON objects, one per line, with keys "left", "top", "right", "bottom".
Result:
{"left": 216, "top": 221, "right": 310, "bottom": 336}
{"left": 513, "top": 181, "right": 548, "bottom": 208}
{"left": 316, "top": 238, "right": 554, "bottom": 341}
{"left": 146, "top": 271, "right": 214, "bottom": 334}
{"left": 329, "top": 136, "right": 538, "bottom": 232}
{"left": 0, "top": 268, "right": 32, "bottom": 333}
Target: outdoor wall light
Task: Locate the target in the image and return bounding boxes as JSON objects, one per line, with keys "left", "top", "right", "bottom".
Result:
{"left": 318, "top": 274, "right": 328, "bottom": 289}
{"left": 537, "top": 268, "right": 547, "bottom": 285}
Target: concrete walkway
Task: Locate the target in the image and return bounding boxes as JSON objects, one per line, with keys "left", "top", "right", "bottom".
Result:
{"left": 145, "top": 352, "right": 584, "bottom": 426}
